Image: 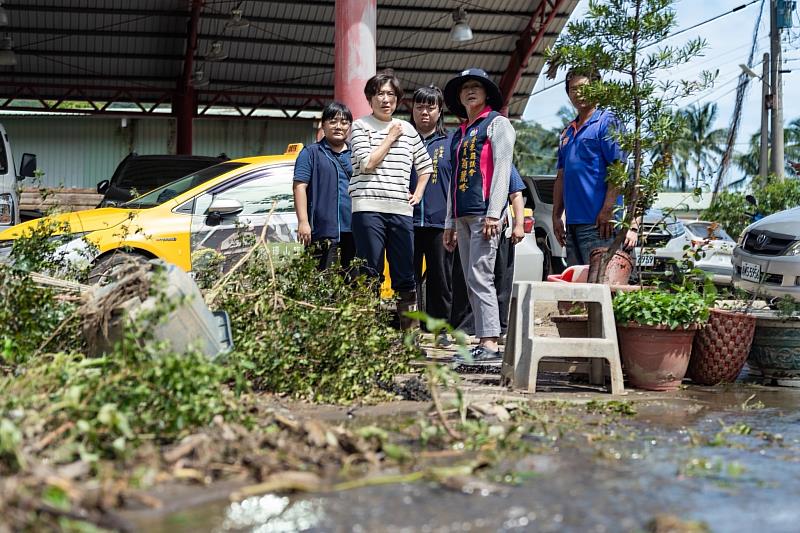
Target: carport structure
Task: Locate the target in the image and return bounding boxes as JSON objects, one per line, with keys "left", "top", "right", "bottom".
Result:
{"left": 2, "top": 0, "right": 578, "bottom": 153}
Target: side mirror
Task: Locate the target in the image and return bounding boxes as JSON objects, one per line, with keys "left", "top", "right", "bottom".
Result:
{"left": 745, "top": 194, "right": 757, "bottom": 207}
{"left": 207, "top": 197, "right": 243, "bottom": 217}
{"left": 97, "top": 179, "right": 110, "bottom": 194}
{"left": 18, "top": 153, "right": 37, "bottom": 180}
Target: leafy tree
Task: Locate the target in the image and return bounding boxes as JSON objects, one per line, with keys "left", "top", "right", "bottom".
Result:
{"left": 512, "top": 120, "right": 560, "bottom": 175}
{"left": 545, "top": 0, "right": 714, "bottom": 277}
{"left": 704, "top": 179, "right": 800, "bottom": 239}
{"left": 673, "top": 103, "right": 727, "bottom": 191}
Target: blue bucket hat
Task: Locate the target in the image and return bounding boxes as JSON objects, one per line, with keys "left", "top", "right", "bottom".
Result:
{"left": 443, "top": 68, "right": 503, "bottom": 119}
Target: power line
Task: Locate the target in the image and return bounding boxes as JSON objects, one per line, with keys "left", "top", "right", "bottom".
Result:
{"left": 519, "top": 0, "right": 764, "bottom": 106}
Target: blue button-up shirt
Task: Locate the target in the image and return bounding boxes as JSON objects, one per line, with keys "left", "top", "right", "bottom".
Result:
{"left": 557, "top": 108, "right": 623, "bottom": 225}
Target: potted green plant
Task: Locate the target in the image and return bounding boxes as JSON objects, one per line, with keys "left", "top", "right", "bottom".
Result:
{"left": 687, "top": 282, "right": 757, "bottom": 386}
{"left": 613, "top": 287, "right": 709, "bottom": 390}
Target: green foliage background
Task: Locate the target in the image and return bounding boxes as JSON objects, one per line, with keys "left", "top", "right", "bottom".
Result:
{"left": 704, "top": 179, "right": 800, "bottom": 239}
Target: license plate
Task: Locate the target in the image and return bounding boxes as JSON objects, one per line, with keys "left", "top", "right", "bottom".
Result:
{"left": 637, "top": 254, "right": 655, "bottom": 267}
{"left": 741, "top": 261, "right": 762, "bottom": 282}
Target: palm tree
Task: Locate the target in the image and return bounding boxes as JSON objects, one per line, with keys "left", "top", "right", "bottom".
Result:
{"left": 733, "top": 118, "right": 800, "bottom": 182}
{"left": 672, "top": 103, "right": 728, "bottom": 191}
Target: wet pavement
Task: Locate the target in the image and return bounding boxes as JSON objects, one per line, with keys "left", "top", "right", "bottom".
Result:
{"left": 129, "top": 385, "right": 800, "bottom": 533}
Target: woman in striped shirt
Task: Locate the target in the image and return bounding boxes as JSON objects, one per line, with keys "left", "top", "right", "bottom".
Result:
{"left": 350, "top": 69, "right": 433, "bottom": 329}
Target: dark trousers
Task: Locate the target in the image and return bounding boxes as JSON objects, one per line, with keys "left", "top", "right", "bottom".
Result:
{"left": 352, "top": 211, "right": 416, "bottom": 292}
{"left": 310, "top": 232, "right": 355, "bottom": 271}
{"left": 450, "top": 230, "right": 515, "bottom": 335}
{"left": 414, "top": 227, "right": 453, "bottom": 326}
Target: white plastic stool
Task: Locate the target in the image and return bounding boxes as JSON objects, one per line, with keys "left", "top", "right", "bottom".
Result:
{"left": 501, "top": 281, "right": 624, "bottom": 394}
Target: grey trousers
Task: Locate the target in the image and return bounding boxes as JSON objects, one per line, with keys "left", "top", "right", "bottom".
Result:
{"left": 455, "top": 216, "right": 501, "bottom": 338}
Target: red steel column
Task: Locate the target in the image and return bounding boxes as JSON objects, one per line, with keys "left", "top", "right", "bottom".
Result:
{"left": 176, "top": 0, "right": 203, "bottom": 154}
{"left": 334, "top": 0, "right": 376, "bottom": 120}
{"left": 175, "top": 87, "right": 195, "bottom": 155}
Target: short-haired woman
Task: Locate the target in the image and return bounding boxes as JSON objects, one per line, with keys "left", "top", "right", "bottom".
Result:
{"left": 293, "top": 101, "right": 354, "bottom": 270}
{"left": 349, "top": 69, "right": 433, "bottom": 329}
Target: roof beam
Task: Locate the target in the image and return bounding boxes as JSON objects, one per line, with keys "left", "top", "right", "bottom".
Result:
{"left": 499, "top": 0, "right": 568, "bottom": 110}
{"left": 13, "top": 49, "right": 537, "bottom": 79}
{"left": 10, "top": 27, "right": 545, "bottom": 57}
{"left": 6, "top": 2, "right": 568, "bottom": 20}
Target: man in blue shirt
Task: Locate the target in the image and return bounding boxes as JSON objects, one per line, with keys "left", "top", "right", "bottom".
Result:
{"left": 552, "top": 70, "right": 637, "bottom": 266}
{"left": 293, "top": 102, "right": 355, "bottom": 270}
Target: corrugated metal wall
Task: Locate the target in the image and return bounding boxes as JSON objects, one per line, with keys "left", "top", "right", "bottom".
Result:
{"left": 2, "top": 116, "right": 316, "bottom": 189}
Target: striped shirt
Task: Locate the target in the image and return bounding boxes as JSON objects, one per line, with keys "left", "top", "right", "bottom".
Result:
{"left": 350, "top": 115, "right": 433, "bottom": 216}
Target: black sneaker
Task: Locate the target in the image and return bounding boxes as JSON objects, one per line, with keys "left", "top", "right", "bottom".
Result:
{"left": 452, "top": 345, "right": 502, "bottom": 370}
{"left": 435, "top": 333, "right": 453, "bottom": 347}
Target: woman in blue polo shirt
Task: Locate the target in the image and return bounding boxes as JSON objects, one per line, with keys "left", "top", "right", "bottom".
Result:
{"left": 409, "top": 85, "right": 453, "bottom": 341}
{"left": 292, "top": 102, "right": 354, "bottom": 270}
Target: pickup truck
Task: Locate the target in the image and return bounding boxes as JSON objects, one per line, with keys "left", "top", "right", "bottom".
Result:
{"left": 0, "top": 123, "right": 37, "bottom": 228}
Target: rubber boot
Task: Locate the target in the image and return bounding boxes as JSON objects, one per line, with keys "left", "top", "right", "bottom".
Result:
{"left": 397, "top": 290, "right": 419, "bottom": 332}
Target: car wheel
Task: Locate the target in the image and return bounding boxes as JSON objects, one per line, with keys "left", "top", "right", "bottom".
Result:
{"left": 88, "top": 251, "right": 150, "bottom": 286}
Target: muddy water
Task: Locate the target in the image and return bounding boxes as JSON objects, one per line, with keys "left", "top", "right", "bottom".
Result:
{"left": 134, "top": 387, "right": 800, "bottom": 532}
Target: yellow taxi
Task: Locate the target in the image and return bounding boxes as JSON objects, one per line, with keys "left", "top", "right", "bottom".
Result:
{"left": 0, "top": 144, "right": 401, "bottom": 295}
{"left": 0, "top": 145, "right": 308, "bottom": 283}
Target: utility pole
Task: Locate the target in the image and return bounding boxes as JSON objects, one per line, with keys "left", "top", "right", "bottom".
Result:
{"left": 770, "top": 0, "right": 785, "bottom": 179}
{"left": 760, "top": 52, "right": 770, "bottom": 180}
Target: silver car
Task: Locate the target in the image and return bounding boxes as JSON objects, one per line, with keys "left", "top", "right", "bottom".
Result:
{"left": 732, "top": 206, "right": 800, "bottom": 300}
{"left": 684, "top": 220, "right": 735, "bottom": 285}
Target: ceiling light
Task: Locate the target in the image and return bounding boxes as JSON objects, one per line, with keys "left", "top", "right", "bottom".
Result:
{"left": 0, "top": 37, "right": 16, "bottom": 66}
{"left": 205, "top": 41, "right": 228, "bottom": 62}
{"left": 0, "top": 1, "right": 9, "bottom": 27}
{"left": 225, "top": 9, "right": 250, "bottom": 30}
{"left": 449, "top": 6, "right": 473, "bottom": 42}
{"left": 192, "top": 68, "right": 209, "bottom": 88}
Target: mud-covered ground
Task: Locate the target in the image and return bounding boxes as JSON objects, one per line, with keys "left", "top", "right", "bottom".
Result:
{"left": 117, "top": 379, "right": 800, "bottom": 533}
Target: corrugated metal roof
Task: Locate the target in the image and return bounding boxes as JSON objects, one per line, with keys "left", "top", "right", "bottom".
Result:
{"left": 3, "top": 0, "right": 579, "bottom": 117}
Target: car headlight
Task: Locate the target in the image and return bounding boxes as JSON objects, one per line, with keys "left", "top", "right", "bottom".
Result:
{"left": 737, "top": 231, "right": 747, "bottom": 246}
{"left": 0, "top": 193, "right": 13, "bottom": 225}
{"left": 784, "top": 240, "right": 800, "bottom": 256}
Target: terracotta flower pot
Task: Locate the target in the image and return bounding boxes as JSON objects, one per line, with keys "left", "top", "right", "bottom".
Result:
{"left": 688, "top": 309, "right": 756, "bottom": 385}
{"left": 617, "top": 322, "right": 699, "bottom": 391}
{"left": 551, "top": 314, "right": 589, "bottom": 338}
{"left": 588, "top": 247, "right": 633, "bottom": 285}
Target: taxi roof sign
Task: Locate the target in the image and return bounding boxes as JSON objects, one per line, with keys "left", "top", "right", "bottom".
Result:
{"left": 284, "top": 143, "right": 303, "bottom": 155}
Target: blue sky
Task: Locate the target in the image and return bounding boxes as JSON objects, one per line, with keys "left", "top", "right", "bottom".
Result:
{"left": 522, "top": 0, "right": 799, "bottom": 160}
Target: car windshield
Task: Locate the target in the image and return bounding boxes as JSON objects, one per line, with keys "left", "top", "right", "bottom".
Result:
{"left": 124, "top": 162, "right": 245, "bottom": 209}
{"left": 687, "top": 222, "right": 733, "bottom": 241}
{"left": 115, "top": 158, "right": 220, "bottom": 191}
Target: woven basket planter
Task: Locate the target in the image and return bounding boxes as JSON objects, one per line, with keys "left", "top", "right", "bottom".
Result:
{"left": 688, "top": 308, "right": 756, "bottom": 385}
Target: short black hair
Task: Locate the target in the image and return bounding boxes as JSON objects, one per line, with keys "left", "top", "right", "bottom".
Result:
{"left": 321, "top": 101, "right": 352, "bottom": 123}
{"left": 364, "top": 68, "right": 403, "bottom": 101}
{"left": 565, "top": 69, "right": 601, "bottom": 94}
{"left": 410, "top": 85, "right": 446, "bottom": 136}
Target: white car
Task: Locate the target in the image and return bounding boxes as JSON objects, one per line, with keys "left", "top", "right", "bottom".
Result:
{"left": 520, "top": 175, "right": 567, "bottom": 278}
{"left": 732, "top": 206, "right": 800, "bottom": 300}
{"left": 632, "top": 209, "right": 691, "bottom": 280}
{"left": 683, "top": 220, "right": 735, "bottom": 285}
